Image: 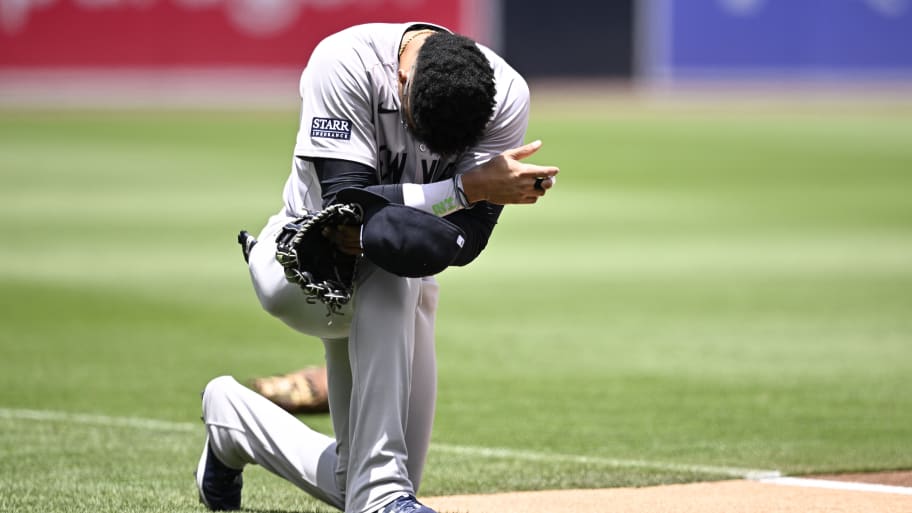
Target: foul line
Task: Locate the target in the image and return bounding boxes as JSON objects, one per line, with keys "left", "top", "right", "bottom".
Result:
{"left": 430, "top": 442, "right": 779, "bottom": 479}
{"left": 0, "top": 406, "right": 199, "bottom": 433}
{"left": 759, "top": 476, "right": 912, "bottom": 496}
{"left": 0, "top": 407, "right": 779, "bottom": 479}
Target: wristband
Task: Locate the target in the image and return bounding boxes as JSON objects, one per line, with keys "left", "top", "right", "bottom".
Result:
{"left": 453, "top": 174, "right": 472, "bottom": 209}
{"left": 402, "top": 181, "right": 463, "bottom": 217}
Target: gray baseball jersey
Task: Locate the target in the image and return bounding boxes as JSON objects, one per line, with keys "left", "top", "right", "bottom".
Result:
{"left": 284, "top": 21, "right": 530, "bottom": 214}
{"left": 203, "top": 22, "right": 531, "bottom": 513}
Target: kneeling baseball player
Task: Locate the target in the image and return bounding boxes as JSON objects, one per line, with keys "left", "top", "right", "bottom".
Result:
{"left": 195, "top": 22, "right": 558, "bottom": 513}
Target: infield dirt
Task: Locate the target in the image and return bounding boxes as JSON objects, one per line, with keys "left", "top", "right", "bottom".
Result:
{"left": 425, "top": 473, "right": 912, "bottom": 513}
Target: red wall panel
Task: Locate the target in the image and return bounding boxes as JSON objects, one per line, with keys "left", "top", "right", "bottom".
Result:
{"left": 0, "top": 0, "right": 468, "bottom": 67}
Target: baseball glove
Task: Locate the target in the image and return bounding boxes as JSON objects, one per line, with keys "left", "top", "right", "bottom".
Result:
{"left": 273, "top": 203, "right": 363, "bottom": 316}
{"left": 249, "top": 366, "right": 329, "bottom": 414}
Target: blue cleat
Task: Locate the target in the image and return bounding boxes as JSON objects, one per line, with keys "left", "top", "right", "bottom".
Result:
{"left": 379, "top": 495, "right": 437, "bottom": 513}
{"left": 195, "top": 437, "right": 243, "bottom": 511}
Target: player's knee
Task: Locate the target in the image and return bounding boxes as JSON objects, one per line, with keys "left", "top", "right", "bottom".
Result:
{"left": 249, "top": 268, "right": 288, "bottom": 318}
{"left": 248, "top": 239, "right": 292, "bottom": 316}
{"left": 201, "top": 375, "right": 239, "bottom": 417}
{"left": 206, "top": 375, "right": 241, "bottom": 397}
{"left": 249, "top": 261, "right": 305, "bottom": 322}
{"left": 254, "top": 286, "right": 288, "bottom": 318}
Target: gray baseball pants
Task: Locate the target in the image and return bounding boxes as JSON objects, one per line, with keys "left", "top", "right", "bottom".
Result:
{"left": 201, "top": 212, "right": 438, "bottom": 513}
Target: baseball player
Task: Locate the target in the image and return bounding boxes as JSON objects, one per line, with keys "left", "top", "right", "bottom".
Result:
{"left": 195, "top": 22, "right": 558, "bottom": 513}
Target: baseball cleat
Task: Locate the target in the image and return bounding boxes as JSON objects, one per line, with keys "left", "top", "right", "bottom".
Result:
{"left": 195, "top": 437, "right": 243, "bottom": 511}
{"left": 237, "top": 230, "right": 258, "bottom": 263}
{"left": 378, "top": 495, "right": 437, "bottom": 513}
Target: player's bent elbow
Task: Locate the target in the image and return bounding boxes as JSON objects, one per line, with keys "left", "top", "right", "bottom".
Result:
{"left": 449, "top": 237, "right": 488, "bottom": 267}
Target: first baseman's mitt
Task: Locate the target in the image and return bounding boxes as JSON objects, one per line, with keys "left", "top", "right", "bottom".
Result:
{"left": 272, "top": 203, "right": 363, "bottom": 316}
{"left": 249, "top": 366, "right": 329, "bottom": 414}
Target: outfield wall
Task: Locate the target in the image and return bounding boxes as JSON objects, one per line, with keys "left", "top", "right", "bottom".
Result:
{"left": 637, "top": 0, "right": 912, "bottom": 81}
{"left": 1, "top": 0, "right": 910, "bottom": 84}
{"left": 0, "top": 0, "right": 497, "bottom": 68}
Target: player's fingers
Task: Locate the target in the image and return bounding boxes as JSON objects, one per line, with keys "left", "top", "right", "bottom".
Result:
{"left": 522, "top": 188, "right": 544, "bottom": 202}
{"left": 342, "top": 243, "right": 362, "bottom": 255}
{"left": 322, "top": 225, "right": 363, "bottom": 255}
{"left": 533, "top": 176, "right": 557, "bottom": 192}
{"left": 336, "top": 224, "right": 361, "bottom": 240}
{"left": 335, "top": 238, "right": 363, "bottom": 256}
{"left": 520, "top": 164, "right": 559, "bottom": 178}
{"left": 502, "top": 139, "right": 543, "bottom": 161}
{"left": 337, "top": 225, "right": 362, "bottom": 253}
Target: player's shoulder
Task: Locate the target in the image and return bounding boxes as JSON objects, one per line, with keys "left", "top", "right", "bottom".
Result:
{"left": 311, "top": 23, "right": 413, "bottom": 64}
{"left": 476, "top": 44, "right": 529, "bottom": 115}
{"left": 306, "top": 24, "right": 383, "bottom": 71}
{"left": 312, "top": 22, "right": 453, "bottom": 62}
{"left": 482, "top": 44, "right": 527, "bottom": 89}
{"left": 317, "top": 23, "right": 395, "bottom": 47}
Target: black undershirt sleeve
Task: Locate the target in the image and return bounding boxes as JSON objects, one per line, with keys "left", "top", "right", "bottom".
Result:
{"left": 308, "top": 156, "right": 501, "bottom": 267}
{"left": 308, "top": 157, "right": 403, "bottom": 208}
{"left": 444, "top": 203, "right": 503, "bottom": 266}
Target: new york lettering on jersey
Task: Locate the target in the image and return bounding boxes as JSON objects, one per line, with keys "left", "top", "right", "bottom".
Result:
{"left": 379, "top": 145, "right": 408, "bottom": 184}
{"left": 421, "top": 158, "right": 455, "bottom": 183}
{"left": 379, "top": 146, "right": 457, "bottom": 185}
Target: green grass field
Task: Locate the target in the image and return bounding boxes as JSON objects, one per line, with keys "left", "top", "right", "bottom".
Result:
{"left": 1, "top": 94, "right": 911, "bottom": 512}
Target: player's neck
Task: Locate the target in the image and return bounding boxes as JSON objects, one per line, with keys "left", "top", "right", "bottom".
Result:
{"left": 399, "top": 29, "right": 436, "bottom": 59}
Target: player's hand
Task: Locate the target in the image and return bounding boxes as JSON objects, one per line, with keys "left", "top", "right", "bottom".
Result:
{"left": 461, "top": 140, "right": 559, "bottom": 205}
{"left": 322, "top": 224, "right": 363, "bottom": 256}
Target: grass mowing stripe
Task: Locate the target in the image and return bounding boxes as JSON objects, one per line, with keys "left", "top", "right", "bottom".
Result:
{"left": 0, "top": 407, "right": 780, "bottom": 480}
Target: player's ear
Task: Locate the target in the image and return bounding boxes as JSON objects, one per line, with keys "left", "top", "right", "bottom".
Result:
{"left": 397, "top": 68, "right": 409, "bottom": 86}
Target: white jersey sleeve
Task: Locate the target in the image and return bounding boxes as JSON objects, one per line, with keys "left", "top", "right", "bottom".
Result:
{"left": 293, "top": 30, "right": 378, "bottom": 169}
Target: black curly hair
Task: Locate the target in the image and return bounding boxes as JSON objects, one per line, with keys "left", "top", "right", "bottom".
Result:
{"left": 407, "top": 32, "right": 496, "bottom": 156}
